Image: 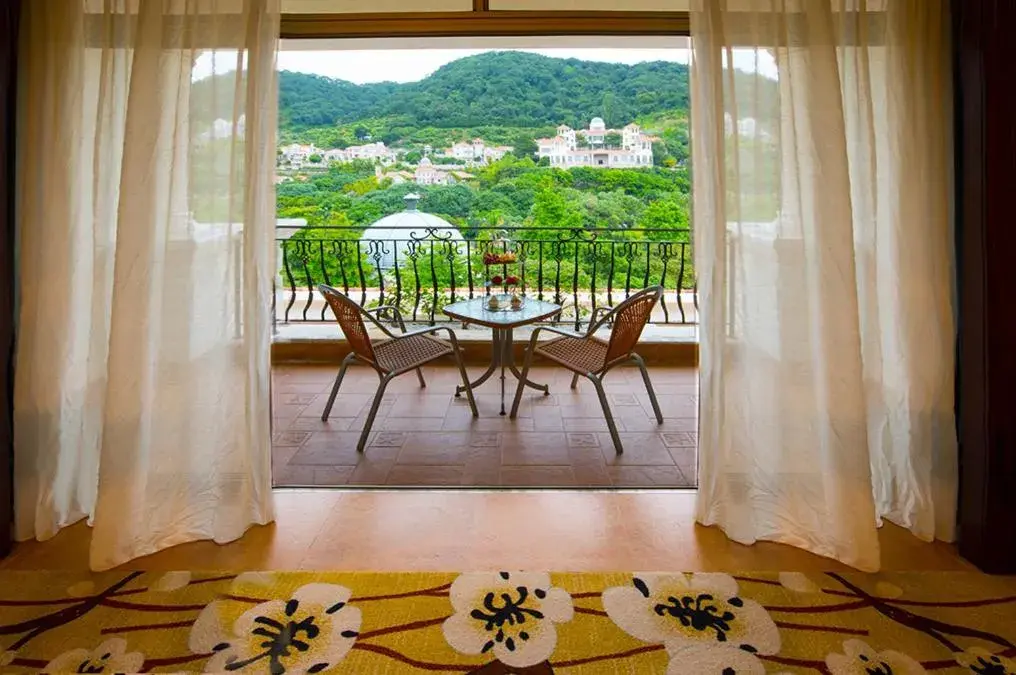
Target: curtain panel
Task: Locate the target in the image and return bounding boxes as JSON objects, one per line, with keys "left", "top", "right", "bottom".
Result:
{"left": 14, "top": 0, "right": 279, "bottom": 570}
{"left": 691, "top": 0, "right": 956, "bottom": 571}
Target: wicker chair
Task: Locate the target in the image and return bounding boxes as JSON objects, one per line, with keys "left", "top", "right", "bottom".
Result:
{"left": 317, "top": 285, "right": 478, "bottom": 452}
{"left": 510, "top": 286, "right": 664, "bottom": 454}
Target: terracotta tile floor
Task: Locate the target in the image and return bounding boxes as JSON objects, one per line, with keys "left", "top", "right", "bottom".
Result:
{"left": 272, "top": 364, "right": 698, "bottom": 488}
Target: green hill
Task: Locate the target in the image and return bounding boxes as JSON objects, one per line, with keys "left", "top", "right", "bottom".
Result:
{"left": 278, "top": 51, "right": 691, "bottom": 132}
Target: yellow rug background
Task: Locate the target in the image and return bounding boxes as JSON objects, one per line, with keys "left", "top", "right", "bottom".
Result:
{"left": 1, "top": 570, "right": 1014, "bottom": 673}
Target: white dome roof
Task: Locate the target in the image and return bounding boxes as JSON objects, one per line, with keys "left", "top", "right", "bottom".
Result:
{"left": 419, "top": 156, "right": 432, "bottom": 166}
{"left": 360, "top": 208, "right": 463, "bottom": 269}
{"left": 590, "top": 117, "right": 606, "bottom": 129}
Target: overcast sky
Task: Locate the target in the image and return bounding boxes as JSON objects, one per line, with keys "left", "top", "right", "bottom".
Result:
{"left": 194, "top": 47, "right": 778, "bottom": 82}
{"left": 276, "top": 48, "right": 692, "bottom": 84}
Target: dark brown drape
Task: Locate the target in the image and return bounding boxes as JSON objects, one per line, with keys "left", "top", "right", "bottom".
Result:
{"left": 954, "top": 0, "right": 1016, "bottom": 574}
{"left": 0, "top": 0, "right": 19, "bottom": 558}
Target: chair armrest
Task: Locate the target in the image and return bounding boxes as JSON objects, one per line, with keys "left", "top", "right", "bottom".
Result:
{"left": 585, "top": 305, "right": 616, "bottom": 335}
{"left": 365, "top": 305, "right": 408, "bottom": 333}
{"left": 387, "top": 325, "right": 457, "bottom": 341}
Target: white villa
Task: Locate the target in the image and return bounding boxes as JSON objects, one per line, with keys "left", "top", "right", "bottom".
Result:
{"left": 536, "top": 118, "right": 655, "bottom": 168}
{"left": 443, "top": 138, "right": 513, "bottom": 165}
{"left": 279, "top": 141, "right": 397, "bottom": 168}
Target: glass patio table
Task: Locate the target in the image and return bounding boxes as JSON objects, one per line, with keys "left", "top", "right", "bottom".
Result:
{"left": 442, "top": 297, "right": 562, "bottom": 415}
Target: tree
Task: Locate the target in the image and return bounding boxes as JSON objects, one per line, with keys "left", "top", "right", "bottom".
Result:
{"left": 421, "top": 184, "right": 475, "bottom": 219}
{"left": 354, "top": 125, "right": 370, "bottom": 140}
{"left": 405, "top": 150, "right": 423, "bottom": 164}
{"left": 602, "top": 91, "right": 616, "bottom": 126}
{"left": 346, "top": 176, "right": 382, "bottom": 196}
{"left": 639, "top": 197, "right": 689, "bottom": 234}
{"left": 604, "top": 132, "right": 623, "bottom": 148}
{"left": 511, "top": 134, "right": 538, "bottom": 160}
{"left": 583, "top": 190, "right": 645, "bottom": 230}
{"left": 531, "top": 187, "right": 582, "bottom": 232}
{"left": 652, "top": 142, "right": 669, "bottom": 166}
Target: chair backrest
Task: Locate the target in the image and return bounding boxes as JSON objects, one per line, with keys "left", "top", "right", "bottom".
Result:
{"left": 318, "top": 285, "right": 375, "bottom": 363}
{"left": 604, "top": 286, "right": 662, "bottom": 364}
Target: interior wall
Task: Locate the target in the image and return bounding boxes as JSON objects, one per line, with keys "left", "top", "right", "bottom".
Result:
{"left": 0, "top": 0, "right": 20, "bottom": 559}
{"left": 954, "top": 0, "right": 1016, "bottom": 574}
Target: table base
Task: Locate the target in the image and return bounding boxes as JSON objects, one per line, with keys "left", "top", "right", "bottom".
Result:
{"left": 455, "top": 327, "right": 550, "bottom": 415}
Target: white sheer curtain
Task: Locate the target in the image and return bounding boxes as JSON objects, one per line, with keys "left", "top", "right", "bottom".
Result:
{"left": 691, "top": 0, "right": 956, "bottom": 571}
{"left": 15, "top": 0, "right": 278, "bottom": 570}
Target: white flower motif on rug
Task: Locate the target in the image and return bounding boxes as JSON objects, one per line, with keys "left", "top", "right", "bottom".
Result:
{"left": 42, "top": 638, "right": 144, "bottom": 674}
{"left": 602, "top": 573, "right": 780, "bottom": 674}
{"left": 826, "top": 639, "right": 927, "bottom": 675}
{"left": 442, "top": 571, "right": 574, "bottom": 669}
{"left": 956, "top": 647, "right": 1016, "bottom": 674}
{"left": 189, "top": 582, "right": 361, "bottom": 674}
{"left": 664, "top": 643, "right": 767, "bottom": 674}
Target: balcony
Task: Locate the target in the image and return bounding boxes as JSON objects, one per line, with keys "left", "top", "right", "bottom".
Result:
{"left": 271, "top": 224, "right": 699, "bottom": 489}
{"left": 272, "top": 225, "right": 699, "bottom": 360}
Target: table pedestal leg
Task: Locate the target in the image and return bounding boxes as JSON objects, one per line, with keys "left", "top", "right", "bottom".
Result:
{"left": 499, "top": 327, "right": 508, "bottom": 415}
{"left": 454, "top": 326, "right": 551, "bottom": 409}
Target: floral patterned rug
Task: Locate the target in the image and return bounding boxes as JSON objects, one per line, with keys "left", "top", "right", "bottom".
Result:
{"left": 0, "top": 571, "right": 1014, "bottom": 674}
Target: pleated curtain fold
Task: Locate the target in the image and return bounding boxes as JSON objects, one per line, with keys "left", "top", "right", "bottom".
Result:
{"left": 14, "top": 0, "right": 279, "bottom": 570}
{"left": 690, "top": 0, "right": 956, "bottom": 571}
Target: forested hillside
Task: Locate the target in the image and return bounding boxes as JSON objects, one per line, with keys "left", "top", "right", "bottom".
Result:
{"left": 278, "top": 51, "right": 691, "bottom": 131}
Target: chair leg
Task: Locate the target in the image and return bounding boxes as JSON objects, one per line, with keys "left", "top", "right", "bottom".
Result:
{"left": 357, "top": 375, "right": 391, "bottom": 452}
{"left": 510, "top": 341, "right": 536, "bottom": 419}
{"left": 632, "top": 353, "right": 664, "bottom": 424}
{"left": 589, "top": 375, "right": 623, "bottom": 454}
{"left": 322, "top": 353, "right": 356, "bottom": 422}
{"left": 416, "top": 368, "right": 427, "bottom": 388}
{"left": 570, "top": 373, "right": 580, "bottom": 390}
{"left": 451, "top": 349, "right": 479, "bottom": 417}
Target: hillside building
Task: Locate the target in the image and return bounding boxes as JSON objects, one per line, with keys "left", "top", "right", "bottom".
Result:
{"left": 279, "top": 141, "right": 397, "bottom": 168}
{"left": 377, "top": 160, "right": 474, "bottom": 187}
{"left": 443, "top": 138, "right": 513, "bottom": 165}
{"left": 536, "top": 119, "right": 655, "bottom": 168}
{"left": 414, "top": 157, "right": 448, "bottom": 185}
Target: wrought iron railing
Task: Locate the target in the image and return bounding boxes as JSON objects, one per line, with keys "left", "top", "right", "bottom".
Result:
{"left": 275, "top": 225, "right": 697, "bottom": 330}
